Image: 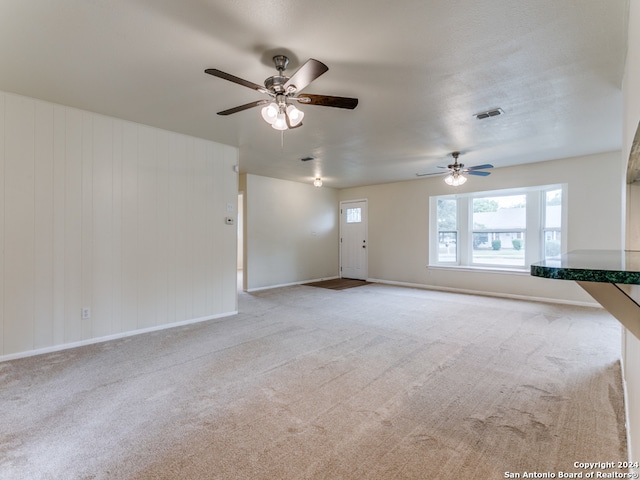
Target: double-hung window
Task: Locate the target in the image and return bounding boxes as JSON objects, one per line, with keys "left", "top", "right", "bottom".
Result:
{"left": 430, "top": 184, "right": 566, "bottom": 271}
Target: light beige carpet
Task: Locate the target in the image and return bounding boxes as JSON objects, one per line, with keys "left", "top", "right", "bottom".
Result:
{"left": 0, "top": 283, "right": 627, "bottom": 479}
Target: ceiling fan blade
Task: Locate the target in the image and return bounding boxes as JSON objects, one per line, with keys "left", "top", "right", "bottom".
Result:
{"left": 466, "top": 170, "right": 492, "bottom": 176}
{"left": 416, "top": 171, "right": 448, "bottom": 177}
{"left": 466, "top": 164, "right": 494, "bottom": 171}
{"left": 217, "top": 100, "right": 269, "bottom": 116}
{"left": 205, "top": 69, "right": 267, "bottom": 93}
{"left": 296, "top": 94, "right": 358, "bottom": 109}
{"left": 283, "top": 59, "right": 328, "bottom": 93}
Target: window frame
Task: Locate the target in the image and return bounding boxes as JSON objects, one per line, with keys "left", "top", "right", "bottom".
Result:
{"left": 429, "top": 184, "right": 567, "bottom": 272}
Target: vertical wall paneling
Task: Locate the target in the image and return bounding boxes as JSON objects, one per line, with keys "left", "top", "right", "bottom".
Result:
{"left": 64, "top": 108, "right": 83, "bottom": 344}
{"left": 165, "top": 133, "right": 177, "bottom": 323}
{"left": 200, "top": 138, "right": 211, "bottom": 317}
{"left": 136, "top": 125, "right": 158, "bottom": 329}
{"left": 52, "top": 106, "right": 66, "bottom": 345}
{"left": 34, "top": 101, "right": 55, "bottom": 349}
{"left": 192, "top": 139, "right": 208, "bottom": 318}
{"left": 112, "top": 120, "right": 123, "bottom": 335}
{"left": 222, "top": 145, "right": 238, "bottom": 313}
{"left": 183, "top": 137, "right": 194, "bottom": 321}
{"left": 172, "top": 134, "right": 189, "bottom": 323}
{"left": 156, "top": 130, "right": 170, "bottom": 326}
{"left": 81, "top": 113, "right": 94, "bottom": 340}
{"left": 121, "top": 121, "right": 139, "bottom": 333}
{"left": 203, "top": 141, "right": 213, "bottom": 314}
{"left": 4, "top": 95, "right": 36, "bottom": 354}
{"left": 205, "top": 143, "right": 221, "bottom": 316}
{"left": 0, "top": 91, "right": 238, "bottom": 360}
{"left": 91, "top": 115, "right": 113, "bottom": 338}
{"left": 0, "top": 93, "right": 5, "bottom": 355}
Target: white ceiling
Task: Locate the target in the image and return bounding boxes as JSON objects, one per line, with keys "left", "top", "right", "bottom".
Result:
{"left": 0, "top": 0, "right": 629, "bottom": 188}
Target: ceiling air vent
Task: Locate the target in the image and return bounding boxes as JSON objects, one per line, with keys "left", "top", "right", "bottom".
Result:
{"left": 474, "top": 108, "right": 504, "bottom": 120}
{"left": 300, "top": 156, "right": 315, "bottom": 162}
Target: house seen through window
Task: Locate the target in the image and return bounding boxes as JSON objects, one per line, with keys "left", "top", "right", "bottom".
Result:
{"left": 431, "top": 185, "right": 565, "bottom": 270}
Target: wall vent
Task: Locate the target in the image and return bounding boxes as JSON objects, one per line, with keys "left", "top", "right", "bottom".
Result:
{"left": 474, "top": 108, "right": 504, "bottom": 120}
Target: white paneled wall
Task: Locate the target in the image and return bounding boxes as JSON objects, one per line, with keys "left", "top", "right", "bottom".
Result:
{"left": 0, "top": 92, "right": 238, "bottom": 359}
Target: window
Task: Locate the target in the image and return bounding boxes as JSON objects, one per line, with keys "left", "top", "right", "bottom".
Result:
{"left": 430, "top": 185, "right": 566, "bottom": 270}
{"left": 346, "top": 207, "right": 362, "bottom": 223}
{"left": 543, "top": 189, "right": 562, "bottom": 259}
{"left": 472, "top": 194, "right": 526, "bottom": 267}
{"left": 437, "top": 198, "right": 457, "bottom": 263}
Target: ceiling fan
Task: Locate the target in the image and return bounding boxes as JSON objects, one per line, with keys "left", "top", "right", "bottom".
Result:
{"left": 416, "top": 151, "right": 493, "bottom": 186}
{"left": 205, "top": 55, "right": 358, "bottom": 130}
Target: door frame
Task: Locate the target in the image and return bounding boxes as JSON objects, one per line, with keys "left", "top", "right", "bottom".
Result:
{"left": 339, "top": 199, "right": 368, "bottom": 280}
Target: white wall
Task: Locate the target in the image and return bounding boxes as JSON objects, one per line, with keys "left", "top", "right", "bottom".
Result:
{"left": 0, "top": 91, "right": 239, "bottom": 360}
{"left": 238, "top": 193, "right": 244, "bottom": 270}
{"left": 340, "top": 151, "right": 623, "bottom": 304}
{"left": 622, "top": 0, "right": 640, "bottom": 467}
{"left": 244, "top": 174, "right": 339, "bottom": 291}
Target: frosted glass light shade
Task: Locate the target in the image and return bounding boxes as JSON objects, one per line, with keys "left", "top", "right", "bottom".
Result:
{"left": 286, "top": 104, "right": 304, "bottom": 127}
{"left": 272, "top": 112, "right": 288, "bottom": 130}
{"left": 261, "top": 103, "right": 278, "bottom": 124}
{"left": 444, "top": 173, "right": 467, "bottom": 186}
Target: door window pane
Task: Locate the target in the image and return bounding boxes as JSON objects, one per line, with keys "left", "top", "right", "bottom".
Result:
{"left": 346, "top": 207, "right": 362, "bottom": 223}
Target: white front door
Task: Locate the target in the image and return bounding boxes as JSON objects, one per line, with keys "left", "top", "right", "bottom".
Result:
{"left": 340, "top": 200, "right": 368, "bottom": 280}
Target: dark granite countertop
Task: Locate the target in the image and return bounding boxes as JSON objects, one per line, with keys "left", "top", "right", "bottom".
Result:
{"left": 530, "top": 250, "right": 640, "bottom": 285}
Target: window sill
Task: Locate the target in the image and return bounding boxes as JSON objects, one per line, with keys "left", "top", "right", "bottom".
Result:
{"left": 427, "top": 264, "right": 530, "bottom": 275}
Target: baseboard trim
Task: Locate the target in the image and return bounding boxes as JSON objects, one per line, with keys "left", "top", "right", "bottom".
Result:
{"left": 367, "top": 278, "right": 601, "bottom": 308}
{"left": 246, "top": 276, "right": 340, "bottom": 293}
{"left": 0, "top": 310, "right": 238, "bottom": 363}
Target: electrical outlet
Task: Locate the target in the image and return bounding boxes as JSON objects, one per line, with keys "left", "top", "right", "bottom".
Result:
{"left": 82, "top": 307, "right": 91, "bottom": 319}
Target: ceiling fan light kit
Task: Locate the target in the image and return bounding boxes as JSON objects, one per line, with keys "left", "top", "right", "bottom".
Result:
{"left": 205, "top": 55, "right": 358, "bottom": 132}
{"left": 416, "top": 151, "right": 494, "bottom": 187}
{"left": 260, "top": 102, "right": 278, "bottom": 123}
{"left": 444, "top": 172, "right": 467, "bottom": 186}
{"left": 285, "top": 104, "right": 304, "bottom": 127}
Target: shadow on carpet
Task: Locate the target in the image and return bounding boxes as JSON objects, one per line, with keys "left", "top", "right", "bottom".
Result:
{"left": 303, "top": 278, "right": 371, "bottom": 290}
